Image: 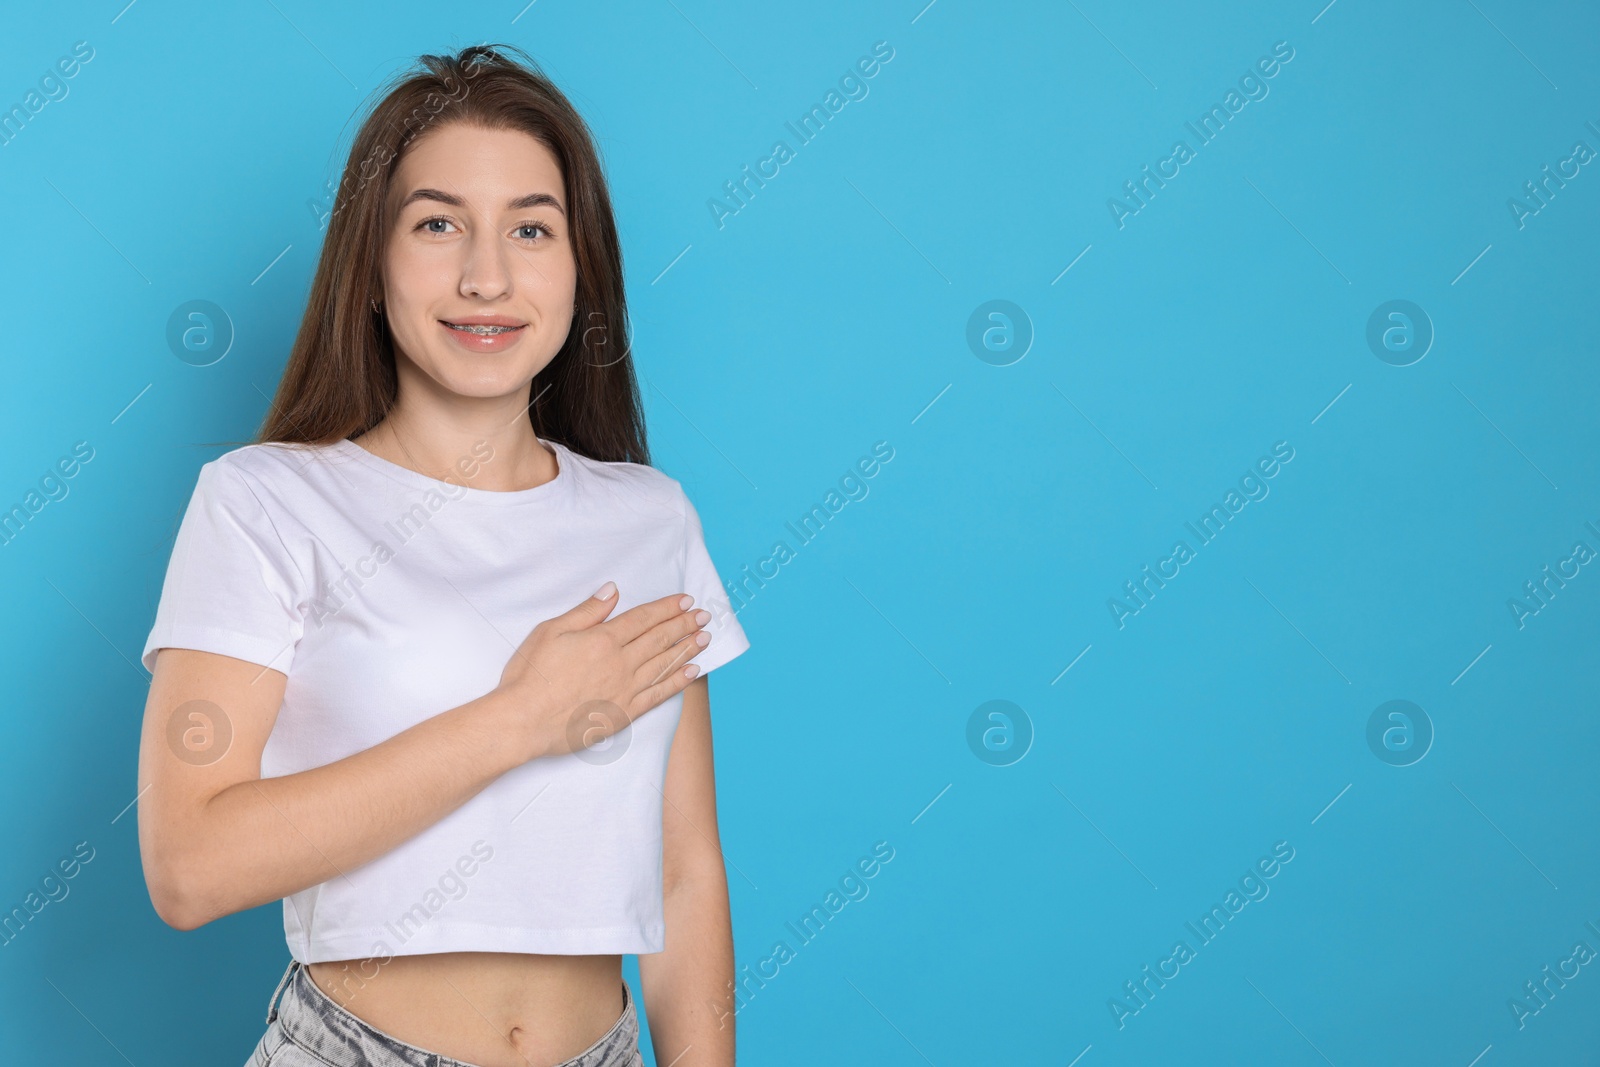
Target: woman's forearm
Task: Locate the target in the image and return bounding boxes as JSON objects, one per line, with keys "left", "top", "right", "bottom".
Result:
{"left": 160, "top": 688, "right": 528, "bottom": 929}
{"left": 639, "top": 870, "right": 736, "bottom": 1067}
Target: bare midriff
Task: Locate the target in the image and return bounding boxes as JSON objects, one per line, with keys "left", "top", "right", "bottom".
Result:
{"left": 306, "top": 952, "right": 625, "bottom": 1067}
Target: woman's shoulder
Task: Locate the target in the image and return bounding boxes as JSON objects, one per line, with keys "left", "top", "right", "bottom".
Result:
{"left": 201, "top": 440, "right": 324, "bottom": 477}
{"left": 560, "top": 446, "right": 688, "bottom": 519}
{"left": 192, "top": 442, "right": 342, "bottom": 505}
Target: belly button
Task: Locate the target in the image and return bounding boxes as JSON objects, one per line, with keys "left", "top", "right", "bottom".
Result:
{"left": 508, "top": 1025, "right": 544, "bottom": 1061}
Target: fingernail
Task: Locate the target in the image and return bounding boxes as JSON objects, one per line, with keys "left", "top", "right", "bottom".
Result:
{"left": 695, "top": 631, "right": 710, "bottom": 646}
{"left": 679, "top": 595, "right": 695, "bottom": 610}
{"left": 694, "top": 610, "right": 711, "bottom": 626}
{"left": 594, "top": 581, "right": 616, "bottom": 600}
{"left": 684, "top": 664, "right": 700, "bottom": 678}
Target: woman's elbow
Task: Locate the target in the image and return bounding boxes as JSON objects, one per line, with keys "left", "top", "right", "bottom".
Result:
{"left": 144, "top": 861, "right": 211, "bottom": 931}
{"left": 152, "top": 890, "right": 206, "bottom": 932}
{"left": 140, "top": 838, "right": 214, "bottom": 931}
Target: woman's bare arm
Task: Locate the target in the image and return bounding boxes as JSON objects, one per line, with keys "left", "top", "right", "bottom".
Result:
{"left": 137, "top": 588, "right": 711, "bottom": 930}
{"left": 139, "top": 645, "right": 526, "bottom": 930}
{"left": 638, "top": 675, "right": 736, "bottom": 1067}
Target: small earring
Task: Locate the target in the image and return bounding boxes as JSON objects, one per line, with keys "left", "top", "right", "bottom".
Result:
{"left": 371, "top": 298, "right": 381, "bottom": 314}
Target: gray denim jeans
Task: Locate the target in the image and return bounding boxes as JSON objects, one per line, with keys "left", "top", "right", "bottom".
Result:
{"left": 245, "top": 959, "right": 644, "bottom": 1067}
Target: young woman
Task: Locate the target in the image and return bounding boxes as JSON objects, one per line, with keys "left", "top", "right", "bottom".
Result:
{"left": 136, "top": 44, "right": 749, "bottom": 1067}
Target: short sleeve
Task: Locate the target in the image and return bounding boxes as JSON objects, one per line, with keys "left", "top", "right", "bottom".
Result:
{"left": 677, "top": 486, "right": 750, "bottom": 677}
{"left": 141, "top": 459, "right": 306, "bottom": 675}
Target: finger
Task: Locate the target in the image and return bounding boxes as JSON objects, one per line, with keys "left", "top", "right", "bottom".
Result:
{"left": 623, "top": 605, "right": 708, "bottom": 665}
{"left": 602, "top": 592, "right": 696, "bottom": 647}
{"left": 638, "top": 627, "right": 708, "bottom": 693}
{"left": 632, "top": 654, "right": 702, "bottom": 718}
{"left": 553, "top": 581, "right": 622, "bottom": 633}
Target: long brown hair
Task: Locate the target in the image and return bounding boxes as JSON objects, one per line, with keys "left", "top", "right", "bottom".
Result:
{"left": 255, "top": 43, "right": 649, "bottom": 466}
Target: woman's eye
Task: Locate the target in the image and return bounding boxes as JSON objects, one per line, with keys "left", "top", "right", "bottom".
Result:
{"left": 415, "top": 216, "right": 551, "bottom": 241}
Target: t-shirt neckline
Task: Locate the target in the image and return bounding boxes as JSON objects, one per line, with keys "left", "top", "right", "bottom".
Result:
{"left": 330, "top": 435, "right": 576, "bottom": 507}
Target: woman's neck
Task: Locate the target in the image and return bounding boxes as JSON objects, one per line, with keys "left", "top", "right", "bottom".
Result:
{"left": 351, "top": 417, "right": 558, "bottom": 493}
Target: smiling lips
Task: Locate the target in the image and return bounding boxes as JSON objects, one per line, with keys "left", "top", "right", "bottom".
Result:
{"left": 441, "top": 315, "right": 526, "bottom": 336}
{"left": 438, "top": 315, "right": 528, "bottom": 352}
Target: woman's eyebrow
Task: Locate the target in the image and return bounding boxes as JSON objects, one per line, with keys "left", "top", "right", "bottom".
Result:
{"left": 397, "top": 188, "right": 566, "bottom": 215}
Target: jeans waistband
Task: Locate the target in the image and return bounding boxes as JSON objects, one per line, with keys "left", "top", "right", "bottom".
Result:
{"left": 266, "top": 959, "right": 639, "bottom": 1067}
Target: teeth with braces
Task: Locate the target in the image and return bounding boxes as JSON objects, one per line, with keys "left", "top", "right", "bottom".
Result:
{"left": 446, "top": 323, "right": 521, "bottom": 335}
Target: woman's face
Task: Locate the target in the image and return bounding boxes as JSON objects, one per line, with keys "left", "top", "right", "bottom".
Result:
{"left": 380, "top": 122, "right": 576, "bottom": 402}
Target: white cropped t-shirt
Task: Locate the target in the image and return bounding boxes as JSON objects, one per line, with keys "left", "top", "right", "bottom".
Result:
{"left": 141, "top": 435, "right": 751, "bottom": 961}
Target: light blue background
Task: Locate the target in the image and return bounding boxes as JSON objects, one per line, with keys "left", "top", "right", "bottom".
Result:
{"left": 2, "top": 1, "right": 1598, "bottom": 1063}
